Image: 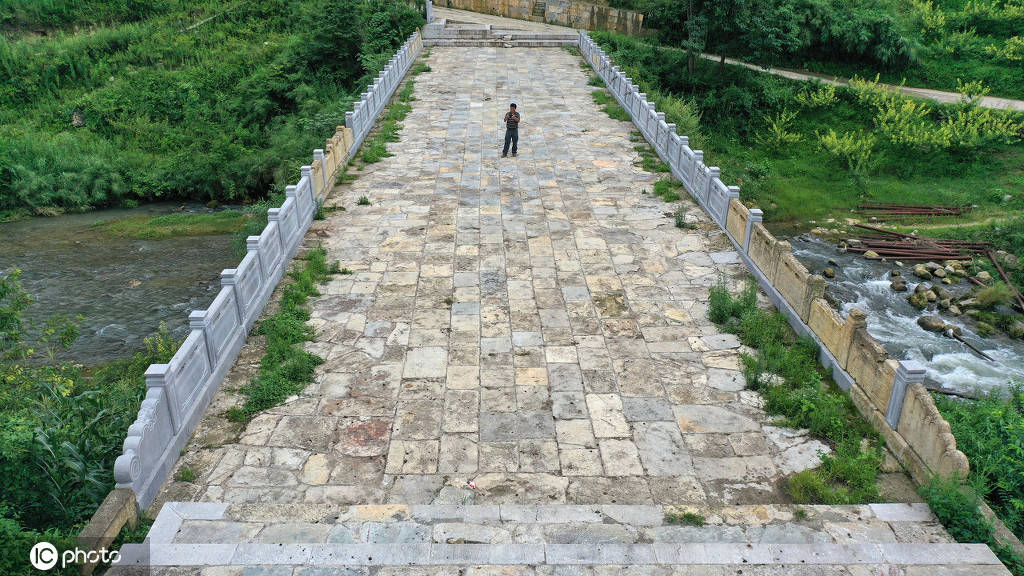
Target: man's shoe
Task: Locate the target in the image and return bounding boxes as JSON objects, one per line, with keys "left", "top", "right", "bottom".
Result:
{"left": 512, "top": 153, "right": 517, "bottom": 157}
{"left": 501, "top": 154, "right": 507, "bottom": 158}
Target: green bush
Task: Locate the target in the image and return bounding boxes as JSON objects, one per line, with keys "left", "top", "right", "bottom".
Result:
{"left": 920, "top": 475, "right": 1024, "bottom": 575}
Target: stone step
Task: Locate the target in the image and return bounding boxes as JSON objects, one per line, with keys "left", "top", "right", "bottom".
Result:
{"left": 110, "top": 502, "right": 1008, "bottom": 572}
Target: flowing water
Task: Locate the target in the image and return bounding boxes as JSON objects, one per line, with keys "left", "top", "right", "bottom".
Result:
{"left": 0, "top": 205, "right": 240, "bottom": 366}
{"left": 792, "top": 236, "right": 1024, "bottom": 395}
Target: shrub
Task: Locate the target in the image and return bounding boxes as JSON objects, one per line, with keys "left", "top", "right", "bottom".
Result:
{"left": 794, "top": 84, "right": 838, "bottom": 109}
{"left": 1, "top": 270, "right": 179, "bottom": 532}
{"left": 818, "top": 129, "right": 876, "bottom": 179}
{"left": 975, "top": 282, "right": 1016, "bottom": 309}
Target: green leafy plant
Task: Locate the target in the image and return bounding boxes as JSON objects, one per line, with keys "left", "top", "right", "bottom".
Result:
{"left": 818, "top": 129, "right": 876, "bottom": 179}
{"left": 794, "top": 84, "right": 838, "bottom": 109}
{"left": 357, "top": 196, "right": 371, "bottom": 206}
{"left": 757, "top": 108, "right": 802, "bottom": 148}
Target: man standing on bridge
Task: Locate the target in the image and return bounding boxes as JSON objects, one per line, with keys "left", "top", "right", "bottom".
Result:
{"left": 501, "top": 103, "right": 521, "bottom": 158}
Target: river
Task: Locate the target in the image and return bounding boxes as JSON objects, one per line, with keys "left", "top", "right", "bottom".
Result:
{"left": 792, "top": 236, "right": 1024, "bottom": 395}
{"left": 0, "top": 205, "right": 240, "bottom": 366}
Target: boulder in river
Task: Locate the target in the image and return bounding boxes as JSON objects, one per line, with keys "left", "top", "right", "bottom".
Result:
{"left": 924, "top": 261, "right": 942, "bottom": 272}
{"left": 890, "top": 280, "right": 908, "bottom": 292}
{"left": 909, "top": 291, "right": 929, "bottom": 309}
{"left": 890, "top": 269, "right": 901, "bottom": 277}
{"left": 823, "top": 267, "right": 836, "bottom": 278}
{"left": 949, "top": 305, "right": 962, "bottom": 315}
{"left": 933, "top": 268, "right": 947, "bottom": 278}
{"left": 926, "top": 290, "right": 938, "bottom": 302}
{"left": 864, "top": 250, "right": 880, "bottom": 260}
{"left": 917, "top": 316, "right": 945, "bottom": 332}
{"left": 938, "top": 299, "right": 951, "bottom": 309}
{"left": 913, "top": 264, "right": 932, "bottom": 279}
{"left": 976, "top": 271, "right": 993, "bottom": 284}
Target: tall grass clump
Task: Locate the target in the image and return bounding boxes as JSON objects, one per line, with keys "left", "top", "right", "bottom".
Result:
{"left": 707, "top": 280, "right": 882, "bottom": 504}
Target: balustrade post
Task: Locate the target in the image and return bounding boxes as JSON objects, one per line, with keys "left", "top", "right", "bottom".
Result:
{"left": 887, "top": 360, "right": 926, "bottom": 428}
{"left": 144, "top": 365, "right": 179, "bottom": 433}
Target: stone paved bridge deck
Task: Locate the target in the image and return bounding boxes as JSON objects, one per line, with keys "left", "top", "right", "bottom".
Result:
{"left": 134, "top": 37, "right": 1008, "bottom": 575}
{"left": 160, "top": 45, "right": 831, "bottom": 510}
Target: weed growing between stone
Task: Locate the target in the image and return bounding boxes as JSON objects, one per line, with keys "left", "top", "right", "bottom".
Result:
{"left": 361, "top": 59, "right": 432, "bottom": 164}
{"left": 920, "top": 476, "right": 1024, "bottom": 575}
{"left": 357, "top": 196, "right": 371, "bottom": 206}
{"left": 591, "top": 90, "right": 631, "bottom": 122}
{"left": 653, "top": 179, "right": 683, "bottom": 202}
{"left": 226, "top": 246, "right": 339, "bottom": 423}
{"left": 664, "top": 511, "right": 705, "bottom": 526}
{"left": 707, "top": 281, "right": 883, "bottom": 504}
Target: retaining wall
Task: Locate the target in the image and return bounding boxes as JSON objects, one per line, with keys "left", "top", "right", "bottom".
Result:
{"left": 113, "top": 32, "right": 425, "bottom": 509}
{"left": 577, "top": 32, "right": 968, "bottom": 485}
{"left": 436, "top": 0, "right": 643, "bottom": 34}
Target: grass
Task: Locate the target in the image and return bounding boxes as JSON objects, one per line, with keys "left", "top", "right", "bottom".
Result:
{"left": 0, "top": 0, "right": 424, "bottom": 219}
{"left": 97, "top": 210, "right": 253, "bottom": 239}
{"left": 360, "top": 58, "right": 430, "bottom": 164}
{"left": 357, "top": 196, "right": 371, "bottom": 206}
{"left": 933, "top": 385, "right": 1024, "bottom": 543}
{"left": 225, "top": 245, "right": 338, "bottom": 423}
{"left": 921, "top": 476, "right": 1024, "bottom": 576}
{"left": 592, "top": 89, "right": 631, "bottom": 122}
{"left": 174, "top": 466, "right": 196, "bottom": 483}
{"left": 664, "top": 511, "right": 705, "bottom": 526}
{"left": 653, "top": 178, "right": 683, "bottom": 202}
{"left": 708, "top": 280, "right": 883, "bottom": 505}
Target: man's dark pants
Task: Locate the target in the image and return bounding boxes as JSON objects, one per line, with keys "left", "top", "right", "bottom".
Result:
{"left": 503, "top": 128, "right": 518, "bottom": 155}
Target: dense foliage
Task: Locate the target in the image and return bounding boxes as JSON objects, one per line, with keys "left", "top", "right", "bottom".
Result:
{"left": 612, "top": 0, "right": 1024, "bottom": 98}
{"left": 0, "top": 0, "right": 424, "bottom": 218}
{"left": 933, "top": 387, "right": 1024, "bottom": 541}
{"left": 612, "top": 0, "right": 914, "bottom": 70}
{"left": 707, "top": 282, "right": 883, "bottom": 504}
{"left": 920, "top": 476, "right": 1024, "bottom": 575}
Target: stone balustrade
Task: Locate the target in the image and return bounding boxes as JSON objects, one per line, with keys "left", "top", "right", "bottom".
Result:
{"left": 577, "top": 31, "right": 968, "bottom": 485}
{"left": 112, "top": 31, "right": 425, "bottom": 509}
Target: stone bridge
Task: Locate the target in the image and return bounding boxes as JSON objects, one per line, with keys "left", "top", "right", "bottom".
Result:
{"left": 109, "top": 10, "right": 1009, "bottom": 575}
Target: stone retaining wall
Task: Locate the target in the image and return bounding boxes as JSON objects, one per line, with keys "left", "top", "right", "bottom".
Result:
{"left": 577, "top": 31, "right": 968, "bottom": 486}
{"left": 112, "top": 32, "right": 425, "bottom": 509}
{"left": 436, "top": 0, "right": 643, "bottom": 34}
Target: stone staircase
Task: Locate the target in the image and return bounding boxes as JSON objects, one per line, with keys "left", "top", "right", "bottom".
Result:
{"left": 112, "top": 502, "right": 1009, "bottom": 573}
{"left": 423, "top": 19, "right": 577, "bottom": 47}
{"left": 532, "top": 1, "right": 547, "bottom": 17}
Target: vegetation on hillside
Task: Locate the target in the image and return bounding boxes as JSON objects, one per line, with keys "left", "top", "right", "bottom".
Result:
{"left": 610, "top": 0, "right": 1024, "bottom": 99}
{"left": 589, "top": 31, "right": 1024, "bottom": 291}
{"left": 0, "top": 0, "right": 424, "bottom": 219}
